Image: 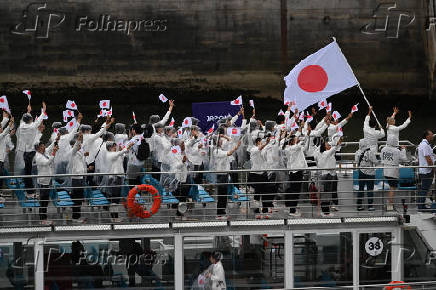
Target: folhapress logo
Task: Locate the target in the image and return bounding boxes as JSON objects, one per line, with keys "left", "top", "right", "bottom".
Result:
{"left": 11, "top": 2, "right": 66, "bottom": 39}
{"left": 11, "top": 2, "right": 168, "bottom": 39}
{"left": 361, "top": 2, "right": 415, "bottom": 38}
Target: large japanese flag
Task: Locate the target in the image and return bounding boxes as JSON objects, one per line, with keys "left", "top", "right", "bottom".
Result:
{"left": 283, "top": 40, "right": 358, "bottom": 111}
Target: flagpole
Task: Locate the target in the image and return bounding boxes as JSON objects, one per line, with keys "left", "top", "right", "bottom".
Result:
{"left": 357, "top": 84, "right": 382, "bottom": 128}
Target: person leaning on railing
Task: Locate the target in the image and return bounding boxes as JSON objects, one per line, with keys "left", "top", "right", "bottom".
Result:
{"left": 417, "top": 130, "right": 435, "bottom": 212}
{"left": 355, "top": 138, "right": 378, "bottom": 211}
{"left": 380, "top": 136, "right": 408, "bottom": 212}
{"left": 34, "top": 133, "right": 59, "bottom": 225}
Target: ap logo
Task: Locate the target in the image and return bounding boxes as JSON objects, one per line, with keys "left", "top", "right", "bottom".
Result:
{"left": 11, "top": 2, "right": 66, "bottom": 39}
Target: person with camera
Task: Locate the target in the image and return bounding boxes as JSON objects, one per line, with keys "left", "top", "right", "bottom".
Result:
{"left": 34, "top": 133, "right": 60, "bottom": 225}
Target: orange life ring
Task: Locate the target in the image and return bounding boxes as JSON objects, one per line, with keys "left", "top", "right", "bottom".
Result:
{"left": 126, "top": 185, "right": 161, "bottom": 218}
{"left": 384, "top": 281, "right": 411, "bottom": 290}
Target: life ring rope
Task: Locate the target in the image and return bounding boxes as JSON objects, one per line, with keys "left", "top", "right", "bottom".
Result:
{"left": 126, "top": 184, "right": 161, "bottom": 218}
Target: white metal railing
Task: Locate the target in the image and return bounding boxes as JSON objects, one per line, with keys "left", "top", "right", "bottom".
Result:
{"left": 0, "top": 162, "right": 433, "bottom": 227}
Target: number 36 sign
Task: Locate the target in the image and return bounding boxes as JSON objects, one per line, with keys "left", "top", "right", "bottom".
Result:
{"left": 365, "top": 237, "right": 384, "bottom": 256}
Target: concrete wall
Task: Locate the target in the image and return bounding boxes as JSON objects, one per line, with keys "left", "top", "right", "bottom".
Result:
{"left": 0, "top": 0, "right": 431, "bottom": 99}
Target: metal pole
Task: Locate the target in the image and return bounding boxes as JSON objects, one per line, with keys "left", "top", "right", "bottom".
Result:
{"left": 358, "top": 84, "right": 382, "bottom": 127}
{"left": 34, "top": 238, "right": 44, "bottom": 290}
{"left": 352, "top": 230, "right": 359, "bottom": 290}
{"left": 174, "top": 234, "right": 184, "bottom": 290}
{"left": 391, "top": 226, "right": 404, "bottom": 281}
{"left": 284, "top": 231, "right": 294, "bottom": 288}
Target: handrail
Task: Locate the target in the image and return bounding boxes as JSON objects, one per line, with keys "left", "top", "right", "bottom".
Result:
{"left": 281, "top": 280, "right": 436, "bottom": 289}
{"left": 2, "top": 164, "right": 435, "bottom": 179}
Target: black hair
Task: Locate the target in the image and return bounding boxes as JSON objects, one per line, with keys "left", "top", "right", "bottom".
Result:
{"left": 276, "top": 114, "right": 285, "bottom": 124}
{"left": 369, "top": 118, "right": 377, "bottom": 128}
{"left": 255, "top": 137, "right": 262, "bottom": 145}
{"left": 210, "top": 251, "right": 222, "bottom": 262}
{"left": 319, "top": 140, "right": 327, "bottom": 153}
{"left": 423, "top": 129, "right": 433, "bottom": 139}
{"left": 34, "top": 141, "right": 44, "bottom": 151}
{"left": 217, "top": 127, "right": 225, "bottom": 135}
{"left": 131, "top": 123, "right": 143, "bottom": 135}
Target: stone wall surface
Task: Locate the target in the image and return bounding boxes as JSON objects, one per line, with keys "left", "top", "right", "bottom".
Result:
{"left": 0, "top": 0, "right": 432, "bottom": 99}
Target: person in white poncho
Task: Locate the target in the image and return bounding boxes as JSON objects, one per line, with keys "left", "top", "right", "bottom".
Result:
{"left": 386, "top": 107, "right": 411, "bottom": 146}
{"left": 205, "top": 251, "right": 226, "bottom": 290}
{"left": 380, "top": 135, "right": 408, "bottom": 211}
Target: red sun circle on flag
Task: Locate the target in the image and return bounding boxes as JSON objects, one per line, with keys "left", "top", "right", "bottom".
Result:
{"left": 172, "top": 149, "right": 177, "bottom": 153}
{"left": 0, "top": 98, "right": 4, "bottom": 103}
{"left": 297, "top": 65, "right": 328, "bottom": 93}
{"left": 234, "top": 99, "right": 240, "bottom": 105}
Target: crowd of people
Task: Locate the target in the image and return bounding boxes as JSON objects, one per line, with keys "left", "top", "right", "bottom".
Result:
{"left": 0, "top": 97, "right": 434, "bottom": 225}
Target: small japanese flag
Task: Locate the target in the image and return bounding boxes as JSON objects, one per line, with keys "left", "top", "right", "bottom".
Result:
{"left": 227, "top": 127, "right": 241, "bottom": 136}
{"left": 22, "top": 90, "right": 31, "bottom": 100}
{"left": 332, "top": 111, "right": 341, "bottom": 121}
{"left": 207, "top": 125, "right": 214, "bottom": 135}
{"left": 0, "top": 96, "right": 10, "bottom": 113}
{"left": 108, "top": 107, "right": 113, "bottom": 117}
{"left": 132, "top": 111, "right": 136, "bottom": 122}
{"left": 351, "top": 103, "right": 359, "bottom": 113}
{"left": 182, "top": 117, "right": 192, "bottom": 128}
{"left": 337, "top": 126, "right": 344, "bottom": 137}
{"left": 299, "top": 111, "right": 305, "bottom": 121}
{"left": 326, "top": 103, "right": 332, "bottom": 113}
{"left": 53, "top": 128, "right": 58, "bottom": 134}
{"left": 159, "top": 94, "right": 168, "bottom": 103}
{"left": 99, "top": 100, "right": 110, "bottom": 109}
{"left": 198, "top": 274, "right": 206, "bottom": 286}
{"left": 169, "top": 117, "right": 175, "bottom": 127}
{"left": 249, "top": 100, "right": 255, "bottom": 108}
{"left": 318, "top": 99, "right": 327, "bottom": 110}
{"left": 230, "top": 96, "right": 242, "bottom": 106}
{"left": 98, "top": 109, "right": 108, "bottom": 118}
{"left": 66, "top": 118, "right": 77, "bottom": 132}
{"left": 66, "top": 100, "right": 77, "bottom": 110}
{"left": 291, "top": 121, "right": 299, "bottom": 131}
{"left": 63, "top": 110, "right": 73, "bottom": 122}
{"left": 278, "top": 109, "right": 284, "bottom": 116}
{"left": 41, "top": 108, "right": 48, "bottom": 120}
{"left": 171, "top": 145, "right": 181, "bottom": 154}
{"left": 306, "top": 115, "right": 313, "bottom": 123}
{"left": 177, "top": 128, "right": 183, "bottom": 138}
